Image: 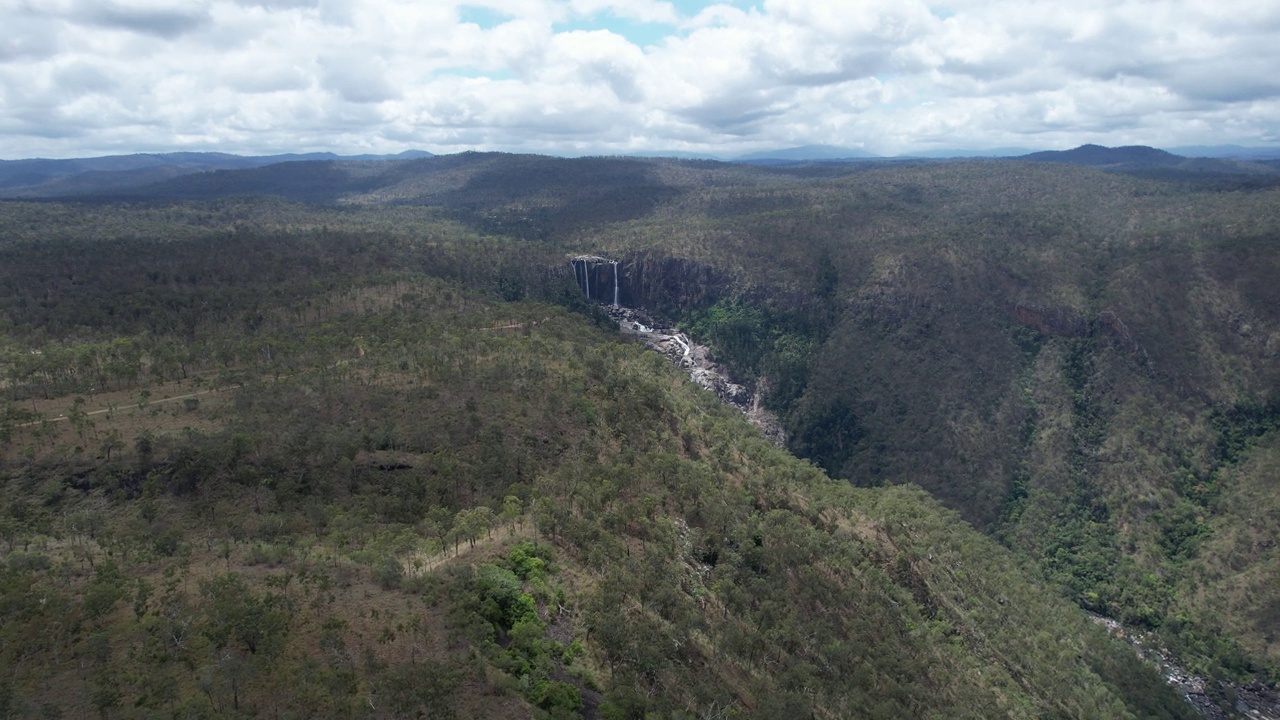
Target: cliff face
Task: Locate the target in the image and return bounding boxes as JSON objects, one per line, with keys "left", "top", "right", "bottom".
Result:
{"left": 570, "top": 253, "right": 732, "bottom": 313}
{"left": 558, "top": 157, "right": 1280, "bottom": 700}
{"left": 570, "top": 256, "right": 619, "bottom": 305}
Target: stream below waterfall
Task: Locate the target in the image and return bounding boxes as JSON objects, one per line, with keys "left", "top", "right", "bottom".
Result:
{"left": 570, "top": 260, "right": 1277, "bottom": 719}
{"left": 604, "top": 308, "right": 1278, "bottom": 719}
{"left": 605, "top": 305, "right": 786, "bottom": 446}
{"left": 1087, "top": 614, "right": 1280, "bottom": 719}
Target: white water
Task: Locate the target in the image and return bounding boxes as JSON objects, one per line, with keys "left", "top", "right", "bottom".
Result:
{"left": 613, "top": 261, "right": 619, "bottom": 308}
{"left": 670, "top": 333, "right": 691, "bottom": 359}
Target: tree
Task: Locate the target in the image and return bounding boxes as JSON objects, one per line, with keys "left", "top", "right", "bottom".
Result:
{"left": 501, "top": 495, "right": 524, "bottom": 531}
{"left": 67, "top": 396, "right": 92, "bottom": 445}
{"left": 371, "top": 660, "right": 459, "bottom": 719}
{"left": 0, "top": 402, "right": 37, "bottom": 447}
{"left": 200, "top": 573, "right": 291, "bottom": 657}
{"left": 99, "top": 430, "right": 123, "bottom": 461}
{"left": 199, "top": 651, "right": 253, "bottom": 714}
{"left": 453, "top": 508, "right": 490, "bottom": 549}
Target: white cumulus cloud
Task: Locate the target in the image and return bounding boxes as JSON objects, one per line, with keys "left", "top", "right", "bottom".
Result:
{"left": 0, "top": 0, "right": 1276, "bottom": 157}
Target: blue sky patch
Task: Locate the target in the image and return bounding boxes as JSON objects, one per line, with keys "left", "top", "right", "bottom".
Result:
{"left": 555, "top": 17, "right": 669, "bottom": 48}
{"left": 461, "top": 2, "right": 758, "bottom": 42}
{"left": 458, "top": 5, "right": 510, "bottom": 29}
{"left": 554, "top": 1, "right": 759, "bottom": 48}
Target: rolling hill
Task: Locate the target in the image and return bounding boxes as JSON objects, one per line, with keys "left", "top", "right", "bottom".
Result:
{"left": 2, "top": 148, "right": 1279, "bottom": 716}
{"left": 0, "top": 150, "right": 433, "bottom": 198}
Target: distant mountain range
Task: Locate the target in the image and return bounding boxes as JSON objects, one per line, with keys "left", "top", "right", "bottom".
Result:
{"left": 1012, "top": 144, "right": 1280, "bottom": 183}
{"left": 735, "top": 143, "right": 1280, "bottom": 163}
{"left": 736, "top": 144, "right": 880, "bottom": 162}
{"left": 0, "top": 149, "right": 433, "bottom": 198}
{"left": 902, "top": 147, "right": 1039, "bottom": 158}
{"left": 1169, "top": 144, "right": 1280, "bottom": 159}
{"left": 1018, "top": 144, "right": 1179, "bottom": 165}
{"left": 4, "top": 143, "right": 1280, "bottom": 199}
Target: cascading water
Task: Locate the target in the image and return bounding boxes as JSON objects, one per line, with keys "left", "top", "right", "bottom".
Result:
{"left": 569, "top": 253, "right": 787, "bottom": 445}
{"left": 570, "top": 256, "right": 623, "bottom": 306}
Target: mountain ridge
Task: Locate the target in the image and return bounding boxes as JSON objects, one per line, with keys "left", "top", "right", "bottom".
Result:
{"left": 0, "top": 211, "right": 1198, "bottom": 718}
{"left": 10, "top": 144, "right": 1280, "bottom": 199}
{"left": 736, "top": 144, "right": 881, "bottom": 162}
{"left": 1018, "top": 143, "right": 1185, "bottom": 165}
{"left": 0, "top": 149, "right": 434, "bottom": 197}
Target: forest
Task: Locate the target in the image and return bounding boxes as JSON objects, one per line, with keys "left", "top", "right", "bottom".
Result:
{"left": 1, "top": 150, "right": 1277, "bottom": 718}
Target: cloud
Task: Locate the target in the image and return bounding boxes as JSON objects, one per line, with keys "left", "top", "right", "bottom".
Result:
{"left": 52, "top": 61, "right": 118, "bottom": 95}
{"left": 0, "top": 17, "right": 63, "bottom": 61}
{"left": 543, "top": 30, "right": 645, "bottom": 101}
{"left": 79, "top": 1, "right": 213, "bottom": 39}
{"left": 230, "top": 0, "right": 319, "bottom": 9}
{"left": 0, "top": 0, "right": 1278, "bottom": 158}
{"left": 320, "top": 54, "right": 400, "bottom": 103}
{"left": 569, "top": 0, "right": 680, "bottom": 25}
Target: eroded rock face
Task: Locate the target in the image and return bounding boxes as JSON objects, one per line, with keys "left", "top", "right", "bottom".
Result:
{"left": 570, "top": 256, "right": 621, "bottom": 305}
{"left": 608, "top": 305, "right": 786, "bottom": 446}
{"left": 1012, "top": 303, "right": 1091, "bottom": 337}
{"left": 1088, "top": 613, "right": 1280, "bottom": 720}
{"left": 566, "top": 252, "right": 788, "bottom": 445}
{"left": 568, "top": 253, "right": 732, "bottom": 313}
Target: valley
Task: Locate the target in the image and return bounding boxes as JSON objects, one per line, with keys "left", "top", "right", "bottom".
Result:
{"left": 1, "top": 149, "right": 1277, "bottom": 718}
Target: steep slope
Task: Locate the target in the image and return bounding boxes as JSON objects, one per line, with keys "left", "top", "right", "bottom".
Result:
{"left": 548, "top": 160, "right": 1280, "bottom": 691}
{"left": 0, "top": 216, "right": 1192, "bottom": 718}
{"left": 6, "top": 154, "right": 1279, "bottom": 708}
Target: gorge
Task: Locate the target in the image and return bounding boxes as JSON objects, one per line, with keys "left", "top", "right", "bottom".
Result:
{"left": 570, "top": 254, "right": 786, "bottom": 445}
{"left": 2, "top": 151, "right": 1277, "bottom": 718}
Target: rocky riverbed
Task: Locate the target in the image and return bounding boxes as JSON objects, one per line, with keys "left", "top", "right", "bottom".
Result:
{"left": 598, "top": 296, "right": 1280, "bottom": 719}
{"left": 1088, "top": 614, "right": 1280, "bottom": 719}
{"left": 606, "top": 305, "right": 787, "bottom": 446}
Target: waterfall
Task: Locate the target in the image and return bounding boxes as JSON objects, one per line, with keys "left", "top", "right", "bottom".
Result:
{"left": 569, "top": 256, "right": 622, "bottom": 305}
{"left": 672, "top": 333, "right": 691, "bottom": 359}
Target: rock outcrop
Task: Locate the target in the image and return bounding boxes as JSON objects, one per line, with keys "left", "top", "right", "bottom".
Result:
{"left": 568, "top": 253, "right": 732, "bottom": 313}
{"left": 608, "top": 305, "right": 785, "bottom": 446}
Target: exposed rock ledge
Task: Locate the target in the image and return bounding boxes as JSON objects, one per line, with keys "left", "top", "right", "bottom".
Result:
{"left": 1089, "top": 613, "right": 1280, "bottom": 719}
{"left": 606, "top": 305, "right": 787, "bottom": 447}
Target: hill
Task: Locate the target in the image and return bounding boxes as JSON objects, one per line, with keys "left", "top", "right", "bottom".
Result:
{"left": 4, "top": 152, "right": 1280, "bottom": 715}
{"left": 562, "top": 159, "right": 1280, "bottom": 697}
{"left": 1019, "top": 143, "right": 1185, "bottom": 166}
{"left": 0, "top": 150, "right": 433, "bottom": 198}
{"left": 0, "top": 215, "right": 1194, "bottom": 718}
{"left": 737, "top": 144, "right": 880, "bottom": 162}
{"left": 1168, "top": 145, "right": 1280, "bottom": 160}
{"left": 1014, "top": 145, "right": 1280, "bottom": 190}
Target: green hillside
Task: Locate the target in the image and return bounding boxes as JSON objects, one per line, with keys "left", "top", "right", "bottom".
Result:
{"left": 2, "top": 151, "right": 1280, "bottom": 712}
{"left": 568, "top": 160, "right": 1280, "bottom": 686}
{"left": 0, "top": 209, "right": 1196, "bottom": 718}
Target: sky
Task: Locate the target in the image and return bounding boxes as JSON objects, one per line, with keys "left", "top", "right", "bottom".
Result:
{"left": 2, "top": 0, "right": 1279, "bottom": 159}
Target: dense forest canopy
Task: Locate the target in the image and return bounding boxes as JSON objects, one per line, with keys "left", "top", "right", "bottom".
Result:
{"left": 1, "top": 151, "right": 1277, "bottom": 718}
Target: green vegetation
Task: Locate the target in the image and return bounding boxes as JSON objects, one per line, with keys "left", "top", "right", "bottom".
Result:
{"left": 0, "top": 194, "right": 1196, "bottom": 717}
{"left": 556, "top": 158, "right": 1280, "bottom": 689}
{"left": 4, "top": 151, "right": 1280, "bottom": 714}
